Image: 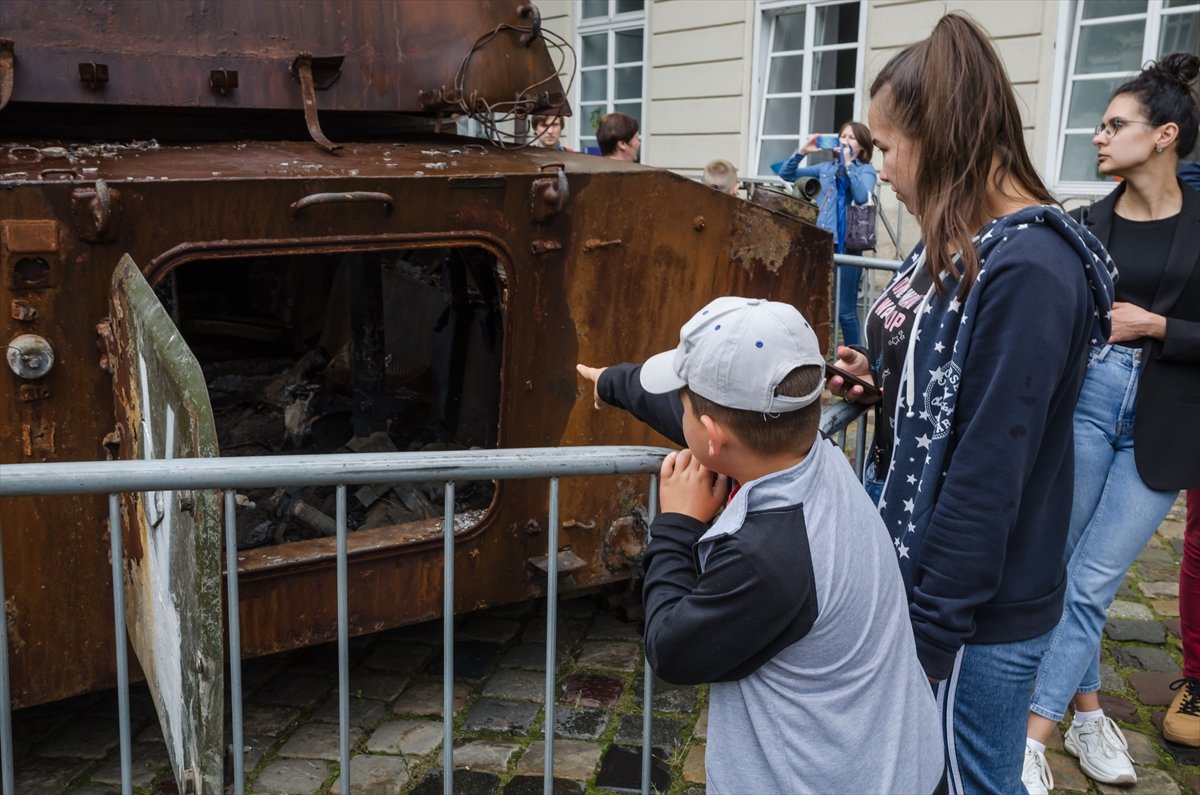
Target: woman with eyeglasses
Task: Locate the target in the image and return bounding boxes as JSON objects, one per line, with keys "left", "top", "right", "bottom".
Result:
{"left": 1021, "top": 52, "right": 1200, "bottom": 794}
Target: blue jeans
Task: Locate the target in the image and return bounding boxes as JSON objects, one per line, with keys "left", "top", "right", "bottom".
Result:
{"left": 864, "top": 457, "right": 885, "bottom": 506}
{"left": 837, "top": 263, "right": 863, "bottom": 346}
{"left": 938, "top": 630, "right": 1053, "bottom": 794}
{"left": 1029, "top": 344, "right": 1178, "bottom": 721}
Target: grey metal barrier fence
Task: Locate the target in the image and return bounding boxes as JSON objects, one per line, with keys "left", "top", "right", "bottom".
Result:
{"left": 0, "top": 446, "right": 674, "bottom": 795}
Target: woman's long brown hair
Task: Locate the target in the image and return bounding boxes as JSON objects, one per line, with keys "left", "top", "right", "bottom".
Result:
{"left": 870, "top": 13, "right": 1055, "bottom": 299}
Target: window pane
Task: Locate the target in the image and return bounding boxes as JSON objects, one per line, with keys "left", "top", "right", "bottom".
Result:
{"left": 581, "top": 104, "right": 607, "bottom": 135}
{"left": 1165, "top": 0, "right": 1198, "bottom": 6}
{"left": 614, "top": 66, "right": 641, "bottom": 100}
{"left": 767, "top": 54, "right": 806, "bottom": 94}
{"left": 811, "top": 48, "right": 857, "bottom": 91}
{"left": 615, "top": 28, "right": 643, "bottom": 64}
{"left": 1159, "top": 12, "right": 1200, "bottom": 55}
{"left": 1066, "top": 76, "right": 1124, "bottom": 127}
{"left": 1081, "top": 0, "right": 1147, "bottom": 19}
{"left": 763, "top": 96, "right": 802, "bottom": 135}
{"left": 1074, "top": 20, "right": 1147, "bottom": 73}
{"left": 1060, "top": 133, "right": 1104, "bottom": 181}
{"left": 582, "top": 33, "right": 608, "bottom": 67}
{"left": 614, "top": 102, "right": 642, "bottom": 126}
{"left": 615, "top": 0, "right": 644, "bottom": 13}
{"left": 809, "top": 93, "right": 855, "bottom": 136}
{"left": 758, "top": 138, "right": 798, "bottom": 177}
{"left": 581, "top": 69, "right": 607, "bottom": 102}
{"left": 582, "top": 0, "right": 608, "bottom": 20}
{"left": 815, "top": 2, "right": 860, "bottom": 46}
{"left": 772, "top": 9, "right": 807, "bottom": 53}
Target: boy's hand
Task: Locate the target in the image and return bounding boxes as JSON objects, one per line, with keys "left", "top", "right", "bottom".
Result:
{"left": 659, "top": 449, "right": 728, "bottom": 523}
{"left": 576, "top": 363, "right": 608, "bottom": 409}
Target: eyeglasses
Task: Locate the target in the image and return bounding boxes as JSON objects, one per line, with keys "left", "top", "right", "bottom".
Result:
{"left": 1093, "top": 118, "right": 1158, "bottom": 140}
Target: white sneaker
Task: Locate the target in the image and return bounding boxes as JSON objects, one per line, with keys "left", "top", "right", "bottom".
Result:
{"left": 1064, "top": 715, "right": 1137, "bottom": 785}
{"left": 1021, "top": 745, "right": 1054, "bottom": 795}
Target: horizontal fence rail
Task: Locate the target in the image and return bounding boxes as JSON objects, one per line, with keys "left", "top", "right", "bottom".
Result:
{"left": 0, "top": 446, "right": 674, "bottom": 795}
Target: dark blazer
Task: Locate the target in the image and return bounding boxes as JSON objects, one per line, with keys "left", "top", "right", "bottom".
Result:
{"left": 1073, "top": 180, "right": 1200, "bottom": 491}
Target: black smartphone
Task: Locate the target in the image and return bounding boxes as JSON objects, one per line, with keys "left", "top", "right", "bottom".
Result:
{"left": 826, "top": 361, "right": 882, "bottom": 400}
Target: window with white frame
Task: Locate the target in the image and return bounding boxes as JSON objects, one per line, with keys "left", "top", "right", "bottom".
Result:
{"left": 753, "top": 1, "right": 865, "bottom": 178}
{"left": 576, "top": 0, "right": 646, "bottom": 155}
{"left": 1056, "top": 0, "right": 1199, "bottom": 188}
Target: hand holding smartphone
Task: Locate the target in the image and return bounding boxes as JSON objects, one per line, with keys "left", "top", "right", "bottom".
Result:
{"left": 826, "top": 360, "right": 881, "bottom": 401}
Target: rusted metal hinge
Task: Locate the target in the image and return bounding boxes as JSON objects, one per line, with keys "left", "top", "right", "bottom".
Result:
{"left": 290, "top": 54, "right": 343, "bottom": 153}
{"left": 78, "top": 61, "right": 108, "bottom": 91}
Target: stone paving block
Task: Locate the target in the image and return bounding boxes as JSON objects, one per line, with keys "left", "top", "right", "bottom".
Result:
{"left": 614, "top": 714, "right": 687, "bottom": 752}
{"left": 576, "top": 641, "right": 641, "bottom": 672}
{"left": 1163, "top": 738, "right": 1200, "bottom": 766}
{"left": 1129, "top": 672, "right": 1183, "bottom": 706}
{"left": 341, "top": 671, "right": 411, "bottom": 703}
{"left": 392, "top": 681, "right": 470, "bottom": 717}
{"left": 1046, "top": 727, "right": 1064, "bottom": 752}
{"left": 240, "top": 735, "right": 273, "bottom": 773}
{"left": 423, "top": 641, "right": 504, "bottom": 681}
{"left": 242, "top": 703, "right": 302, "bottom": 737}
{"left": 1109, "top": 600, "right": 1156, "bottom": 621}
{"left": 253, "top": 673, "right": 332, "bottom": 709}
{"left": 311, "top": 695, "right": 388, "bottom": 728}
{"left": 1112, "top": 646, "right": 1182, "bottom": 674}
{"left": 253, "top": 758, "right": 331, "bottom": 795}
{"left": 66, "top": 787, "right": 119, "bottom": 795}
{"left": 278, "top": 721, "right": 366, "bottom": 760}
{"left": 381, "top": 620, "right": 445, "bottom": 645}
{"left": 634, "top": 675, "right": 699, "bottom": 713}
{"left": 500, "top": 643, "right": 566, "bottom": 672}
{"left": 39, "top": 717, "right": 121, "bottom": 759}
{"left": 1046, "top": 751, "right": 1089, "bottom": 792}
{"left": 329, "top": 754, "right": 411, "bottom": 795}
{"left": 1125, "top": 731, "right": 1163, "bottom": 764}
{"left": 91, "top": 687, "right": 157, "bottom": 725}
{"left": 1139, "top": 582, "right": 1180, "bottom": 599}
{"left": 594, "top": 745, "right": 672, "bottom": 793}
{"left": 515, "top": 739, "right": 602, "bottom": 780}
{"left": 1152, "top": 599, "right": 1181, "bottom": 618}
{"left": 1187, "top": 772, "right": 1200, "bottom": 795}
{"left": 683, "top": 744, "right": 706, "bottom": 784}
{"left": 482, "top": 669, "right": 547, "bottom": 703}
{"left": 458, "top": 615, "right": 522, "bottom": 644}
{"left": 1138, "top": 546, "right": 1175, "bottom": 566}
{"left": 463, "top": 699, "right": 541, "bottom": 736}
{"left": 90, "top": 742, "right": 171, "bottom": 788}
{"left": 240, "top": 653, "right": 291, "bottom": 691}
{"left": 1106, "top": 620, "right": 1167, "bottom": 644}
{"left": 366, "top": 719, "right": 444, "bottom": 756}
{"left": 1170, "top": 538, "right": 1185, "bottom": 557}
{"left": 560, "top": 674, "right": 624, "bottom": 709}
{"left": 361, "top": 643, "right": 433, "bottom": 674}
{"left": 586, "top": 615, "right": 642, "bottom": 642}
{"left": 553, "top": 706, "right": 608, "bottom": 740}
{"left": 522, "top": 619, "right": 587, "bottom": 647}
{"left": 1165, "top": 619, "right": 1182, "bottom": 639}
{"left": 137, "top": 720, "right": 165, "bottom": 745}
{"left": 286, "top": 642, "right": 344, "bottom": 675}
{"left": 409, "top": 770, "right": 500, "bottom": 795}
{"left": 1101, "top": 664, "right": 1127, "bottom": 693}
{"left": 500, "top": 776, "right": 584, "bottom": 795}
{"left": 451, "top": 740, "right": 522, "bottom": 772}
{"left": 1096, "top": 766, "right": 1181, "bottom": 794}
{"left": 694, "top": 707, "right": 708, "bottom": 740}
{"left": 1100, "top": 694, "right": 1141, "bottom": 724}
{"left": 12, "top": 757, "right": 91, "bottom": 795}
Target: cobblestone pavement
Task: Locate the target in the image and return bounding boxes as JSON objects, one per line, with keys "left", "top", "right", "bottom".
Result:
{"left": 5, "top": 495, "right": 1198, "bottom": 794}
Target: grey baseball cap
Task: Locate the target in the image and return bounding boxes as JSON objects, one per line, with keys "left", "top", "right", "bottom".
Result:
{"left": 639, "top": 296, "right": 825, "bottom": 413}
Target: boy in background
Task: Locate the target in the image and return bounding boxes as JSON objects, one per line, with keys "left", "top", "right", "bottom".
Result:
{"left": 577, "top": 297, "right": 944, "bottom": 793}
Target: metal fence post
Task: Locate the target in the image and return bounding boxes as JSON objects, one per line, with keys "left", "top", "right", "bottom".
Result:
{"left": 336, "top": 486, "right": 351, "bottom": 794}
{"left": 224, "top": 490, "right": 245, "bottom": 795}
{"left": 543, "top": 478, "right": 560, "bottom": 795}
{"left": 0, "top": 518, "right": 14, "bottom": 795}
{"left": 442, "top": 481, "right": 456, "bottom": 795}
{"left": 641, "top": 475, "right": 658, "bottom": 795}
{"left": 108, "top": 494, "right": 133, "bottom": 794}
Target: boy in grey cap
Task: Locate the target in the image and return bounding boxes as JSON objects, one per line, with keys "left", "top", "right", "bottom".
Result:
{"left": 578, "top": 297, "right": 944, "bottom": 794}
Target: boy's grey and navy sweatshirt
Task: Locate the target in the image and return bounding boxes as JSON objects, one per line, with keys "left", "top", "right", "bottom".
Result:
{"left": 598, "top": 366, "right": 944, "bottom": 794}
{"left": 867, "top": 206, "right": 1115, "bottom": 680}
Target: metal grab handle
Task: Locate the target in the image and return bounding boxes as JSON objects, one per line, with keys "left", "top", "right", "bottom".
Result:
{"left": 289, "top": 191, "right": 394, "bottom": 218}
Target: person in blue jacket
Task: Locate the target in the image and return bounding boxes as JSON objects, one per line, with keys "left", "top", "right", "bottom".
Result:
{"left": 777, "top": 121, "right": 877, "bottom": 346}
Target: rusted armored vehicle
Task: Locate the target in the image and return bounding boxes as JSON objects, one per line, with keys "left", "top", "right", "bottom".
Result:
{"left": 0, "top": 0, "right": 830, "bottom": 781}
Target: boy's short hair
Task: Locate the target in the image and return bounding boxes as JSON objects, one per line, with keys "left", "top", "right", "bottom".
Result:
{"left": 685, "top": 365, "right": 822, "bottom": 455}
{"left": 532, "top": 114, "right": 563, "bottom": 129}
{"left": 702, "top": 159, "right": 738, "bottom": 192}
{"left": 639, "top": 297, "right": 827, "bottom": 455}
{"left": 597, "top": 112, "right": 639, "bottom": 155}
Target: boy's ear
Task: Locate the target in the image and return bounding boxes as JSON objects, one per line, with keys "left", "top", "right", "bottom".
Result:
{"left": 699, "top": 414, "right": 727, "bottom": 457}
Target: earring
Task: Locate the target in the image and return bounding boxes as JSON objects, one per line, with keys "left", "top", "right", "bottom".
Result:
{"left": 1156, "top": 144, "right": 1165, "bottom": 153}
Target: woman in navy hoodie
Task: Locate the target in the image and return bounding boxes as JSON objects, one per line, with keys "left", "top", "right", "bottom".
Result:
{"left": 829, "top": 13, "right": 1114, "bottom": 793}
